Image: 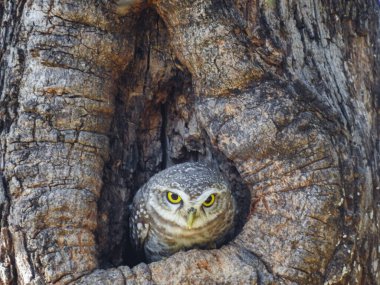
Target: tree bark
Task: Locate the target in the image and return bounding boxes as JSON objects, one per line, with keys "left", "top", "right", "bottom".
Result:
{"left": 0, "top": 0, "right": 379, "bottom": 284}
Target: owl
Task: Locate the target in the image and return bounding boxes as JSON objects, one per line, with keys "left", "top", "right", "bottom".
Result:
{"left": 129, "top": 162, "right": 236, "bottom": 262}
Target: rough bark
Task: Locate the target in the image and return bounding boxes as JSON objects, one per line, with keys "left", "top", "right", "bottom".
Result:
{"left": 0, "top": 1, "right": 132, "bottom": 283}
{"left": 0, "top": 0, "right": 379, "bottom": 285}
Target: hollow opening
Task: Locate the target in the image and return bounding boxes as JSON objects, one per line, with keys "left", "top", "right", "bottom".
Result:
{"left": 97, "top": 8, "right": 250, "bottom": 268}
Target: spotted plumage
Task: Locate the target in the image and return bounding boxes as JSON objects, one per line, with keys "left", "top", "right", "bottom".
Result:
{"left": 129, "top": 162, "right": 236, "bottom": 262}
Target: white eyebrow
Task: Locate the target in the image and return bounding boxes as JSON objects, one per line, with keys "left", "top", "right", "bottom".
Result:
{"left": 197, "top": 188, "right": 226, "bottom": 201}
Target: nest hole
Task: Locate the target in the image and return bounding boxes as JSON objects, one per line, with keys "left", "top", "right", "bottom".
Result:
{"left": 96, "top": 8, "right": 251, "bottom": 268}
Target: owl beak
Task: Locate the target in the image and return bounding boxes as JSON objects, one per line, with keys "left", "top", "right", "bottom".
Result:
{"left": 187, "top": 208, "right": 196, "bottom": 229}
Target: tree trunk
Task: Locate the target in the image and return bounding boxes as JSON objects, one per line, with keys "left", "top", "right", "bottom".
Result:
{"left": 0, "top": 0, "right": 379, "bottom": 284}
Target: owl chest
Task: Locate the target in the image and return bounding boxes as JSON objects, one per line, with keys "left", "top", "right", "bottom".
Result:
{"left": 153, "top": 226, "right": 210, "bottom": 246}
{"left": 144, "top": 224, "right": 214, "bottom": 257}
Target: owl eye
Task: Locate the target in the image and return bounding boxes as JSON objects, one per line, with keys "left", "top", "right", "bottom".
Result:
{"left": 167, "top": 191, "right": 182, "bottom": 204}
{"left": 203, "top": 194, "right": 216, "bottom": 207}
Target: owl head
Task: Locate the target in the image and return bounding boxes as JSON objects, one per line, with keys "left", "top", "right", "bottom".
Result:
{"left": 146, "top": 162, "right": 234, "bottom": 230}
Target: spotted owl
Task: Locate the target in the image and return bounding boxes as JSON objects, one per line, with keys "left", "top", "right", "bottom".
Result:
{"left": 129, "top": 162, "right": 236, "bottom": 262}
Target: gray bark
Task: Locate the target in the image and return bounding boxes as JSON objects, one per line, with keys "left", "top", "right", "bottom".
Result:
{"left": 0, "top": 0, "right": 379, "bottom": 284}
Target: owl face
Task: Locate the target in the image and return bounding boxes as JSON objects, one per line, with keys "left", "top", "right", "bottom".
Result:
{"left": 149, "top": 183, "right": 232, "bottom": 230}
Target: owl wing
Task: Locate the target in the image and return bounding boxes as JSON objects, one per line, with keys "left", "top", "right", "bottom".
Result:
{"left": 129, "top": 187, "right": 150, "bottom": 251}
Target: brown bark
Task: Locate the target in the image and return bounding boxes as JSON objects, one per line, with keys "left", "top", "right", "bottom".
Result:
{"left": 0, "top": 0, "right": 379, "bottom": 284}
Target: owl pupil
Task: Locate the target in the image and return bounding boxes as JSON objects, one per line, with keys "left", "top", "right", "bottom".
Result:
{"left": 205, "top": 195, "right": 212, "bottom": 203}
{"left": 171, "top": 193, "right": 179, "bottom": 200}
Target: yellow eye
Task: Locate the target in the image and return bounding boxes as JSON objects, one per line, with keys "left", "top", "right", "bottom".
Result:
{"left": 167, "top": 192, "right": 182, "bottom": 204}
{"left": 203, "top": 194, "right": 216, "bottom": 207}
